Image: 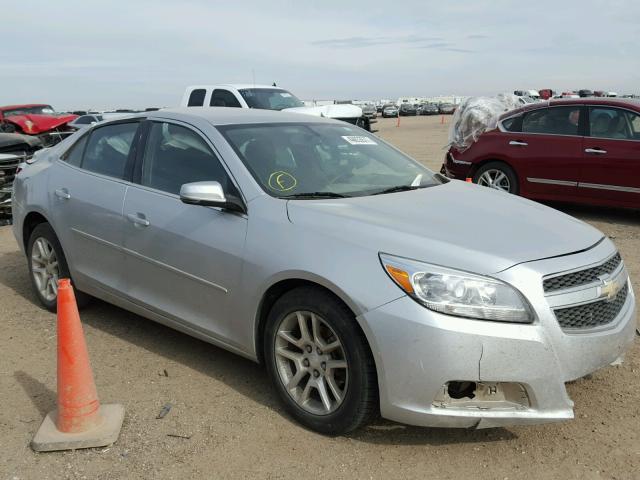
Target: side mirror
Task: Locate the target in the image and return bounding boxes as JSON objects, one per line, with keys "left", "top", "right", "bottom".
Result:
{"left": 179, "top": 181, "right": 246, "bottom": 214}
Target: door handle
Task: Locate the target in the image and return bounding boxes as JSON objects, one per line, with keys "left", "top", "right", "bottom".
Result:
{"left": 585, "top": 148, "right": 607, "bottom": 154}
{"left": 54, "top": 188, "right": 71, "bottom": 200}
{"left": 127, "top": 213, "right": 150, "bottom": 227}
{"left": 509, "top": 140, "right": 528, "bottom": 146}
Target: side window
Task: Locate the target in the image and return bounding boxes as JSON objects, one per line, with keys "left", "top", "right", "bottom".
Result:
{"left": 210, "top": 89, "right": 242, "bottom": 108}
{"left": 141, "top": 122, "right": 230, "bottom": 195}
{"left": 187, "top": 89, "right": 206, "bottom": 107}
{"left": 589, "top": 107, "right": 638, "bottom": 140}
{"left": 62, "top": 134, "right": 88, "bottom": 167}
{"left": 75, "top": 116, "right": 93, "bottom": 125}
{"left": 83, "top": 123, "right": 138, "bottom": 179}
{"left": 501, "top": 115, "right": 521, "bottom": 132}
{"left": 522, "top": 107, "right": 581, "bottom": 136}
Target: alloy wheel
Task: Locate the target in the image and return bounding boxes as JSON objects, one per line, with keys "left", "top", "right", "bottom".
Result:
{"left": 477, "top": 169, "right": 511, "bottom": 192}
{"left": 31, "top": 237, "right": 60, "bottom": 302}
{"left": 274, "top": 310, "right": 349, "bottom": 415}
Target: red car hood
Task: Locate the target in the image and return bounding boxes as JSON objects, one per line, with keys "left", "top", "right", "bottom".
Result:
{"left": 4, "top": 113, "right": 78, "bottom": 134}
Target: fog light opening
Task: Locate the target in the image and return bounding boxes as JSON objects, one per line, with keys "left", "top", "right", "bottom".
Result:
{"left": 447, "top": 381, "right": 476, "bottom": 399}
{"left": 434, "top": 381, "right": 530, "bottom": 411}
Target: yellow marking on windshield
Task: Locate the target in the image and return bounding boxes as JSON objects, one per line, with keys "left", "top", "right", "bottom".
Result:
{"left": 268, "top": 171, "right": 297, "bottom": 192}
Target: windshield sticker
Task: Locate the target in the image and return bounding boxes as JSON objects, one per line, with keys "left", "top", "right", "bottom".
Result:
{"left": 280, "top": 92, "right": 292, "bottom": 97}
{"left": 342, "top": 135, "right": 377, "bottom": 145}
{"left": 268, "top": 171, "right": 297, "bottom": 192}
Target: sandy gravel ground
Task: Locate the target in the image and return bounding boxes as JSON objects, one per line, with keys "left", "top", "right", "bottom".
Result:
{"left": 1, "top": 115, "right": 638, "bottom": 479}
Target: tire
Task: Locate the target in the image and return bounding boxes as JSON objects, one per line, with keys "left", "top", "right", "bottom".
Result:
{"left": 473, "top": 161, "right": 519, "bottom": 195}
{"left": 264, "top": 286, "right": 378, "bottom": 435}
{"left": 27, "top": 223, "right": 91, "bottom": 312}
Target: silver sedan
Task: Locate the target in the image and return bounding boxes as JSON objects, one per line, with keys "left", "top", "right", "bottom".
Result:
{"left": 11, "top": 108, "right": 636, "bottom": 434}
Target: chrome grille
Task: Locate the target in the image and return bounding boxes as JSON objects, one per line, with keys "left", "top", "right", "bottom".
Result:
{"left": 543, "top": 253, "right": 622, "bottom": 293}
{"left": 554, "top": 284, "right": 628, "bottom": 330}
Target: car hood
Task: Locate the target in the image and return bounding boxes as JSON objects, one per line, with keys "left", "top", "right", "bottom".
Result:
{"left": 283, "top": 104, "right": 363, "bottom": 120}
{"left": 4, "top": 113, "right": 78, "bottom": 134}
{"left": 286, "top": 180, "right": 603, "bottom": 275}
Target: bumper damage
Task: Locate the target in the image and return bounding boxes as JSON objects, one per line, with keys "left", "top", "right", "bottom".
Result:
{"left": 358, "top": 246, "right": 637, "bottom": 429}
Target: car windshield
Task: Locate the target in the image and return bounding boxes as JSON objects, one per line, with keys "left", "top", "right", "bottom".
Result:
{"left": 219, "top": 123, "right": 442, "bottom": 198}
{"left": 238, "top": 89, "right": 305, "bottom": 111}
{"left": 2, "top": 105, "right": 55, "bottom": 117}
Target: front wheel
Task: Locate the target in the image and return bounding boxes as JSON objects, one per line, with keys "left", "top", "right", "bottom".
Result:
{"left": 473, "top": 162, "right": 519, "bottom": 195}
{"left": 264, "top": 287, "right": 378, "bottom": 435}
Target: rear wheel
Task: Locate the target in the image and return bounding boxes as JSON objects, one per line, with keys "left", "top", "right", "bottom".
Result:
{"left": 27, "top": 223, "right": 90, "bottom": 312}
{"left": 264, "top": 287, "right": 378, "bottom": 435}
{"left": 473, "top": 161, "right": 519, "bottom": 194}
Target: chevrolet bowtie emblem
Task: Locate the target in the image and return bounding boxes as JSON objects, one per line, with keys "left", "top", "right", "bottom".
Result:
{"left": 600, "top": 276, "right": 623, "bottom": 301}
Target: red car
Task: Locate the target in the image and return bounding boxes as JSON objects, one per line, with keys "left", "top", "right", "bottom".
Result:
{"left": 0, "top": 104, "right": 77, "bottom": 145}
{"left": 442, "top": 98, "right": 640, "bottom": 209}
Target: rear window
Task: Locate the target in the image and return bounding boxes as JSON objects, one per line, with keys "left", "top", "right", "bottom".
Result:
{"left": 501, "top": 116, "right": 520, "bottom": 132}
{"left": 82, "top": 123, "right": 138, "bottom": 179}
{"left": 63, "top": 135, "right": 88, "bottom": 167}
{"left": 522, "top": 107, "right": 581, "bottom": 136}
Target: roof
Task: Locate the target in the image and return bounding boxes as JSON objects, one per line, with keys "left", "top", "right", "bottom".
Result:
{"left": 148, "top": 107, "right": 340, "bottom": 126}
{"left": 501, "top": 97, "right": 640, "bottom": 119}
{"left": 185, "top": 84, "right": 286, "bottom": 91}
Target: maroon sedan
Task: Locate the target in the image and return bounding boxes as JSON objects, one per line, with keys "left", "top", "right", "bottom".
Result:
{"left": 442, "top": 98, "right": 640, "bottom": 209}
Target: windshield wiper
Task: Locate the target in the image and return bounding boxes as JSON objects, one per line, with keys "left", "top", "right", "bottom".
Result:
{"left": 283, "top": 192, "right": 350, "bottom": 199}
{"left": 372, "top": 185, "right": 422, "bottom": 195}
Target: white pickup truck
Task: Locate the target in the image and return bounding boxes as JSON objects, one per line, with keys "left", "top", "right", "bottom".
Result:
{"left": 180, "top": 84, "right": 372, "bottom": 131}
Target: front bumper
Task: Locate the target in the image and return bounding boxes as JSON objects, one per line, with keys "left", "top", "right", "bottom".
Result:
{"left": 358, "top": 240, "right": 637, "bottom": 428}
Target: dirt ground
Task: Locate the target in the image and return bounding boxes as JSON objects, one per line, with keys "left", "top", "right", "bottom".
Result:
{"left": 1, "top": 115, "right": 639, "bottom": 480}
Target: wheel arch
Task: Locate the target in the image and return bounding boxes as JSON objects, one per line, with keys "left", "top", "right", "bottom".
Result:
{"left": 22, "top": 211, "right": 52, "bottom": 252}
{"left": 469, "top": 156, "right": 517, "bottom": 177}
{"left": 253, "top": 276, "right": 370, "bottom": 365}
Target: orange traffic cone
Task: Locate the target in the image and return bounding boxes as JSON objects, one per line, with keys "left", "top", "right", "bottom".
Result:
{"left": 31, "top": 279, "right": 124, "bottom": 452}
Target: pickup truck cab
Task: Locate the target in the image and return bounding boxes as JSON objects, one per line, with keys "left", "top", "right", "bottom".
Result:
{"left": 181, "top": 84, "right": 371, "bottom": 131}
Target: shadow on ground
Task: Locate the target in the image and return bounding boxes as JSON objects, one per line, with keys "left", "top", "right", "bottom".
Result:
{"left": 14, "top": 370, "right": 57, "bottom": 417}
{"left": 547, "top": 202, "right": 640, "bottom": 227}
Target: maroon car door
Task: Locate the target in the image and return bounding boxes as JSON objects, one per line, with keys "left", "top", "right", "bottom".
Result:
{"left": 511, "top": 106, "right": 584, "bottom": 201}
{"left": 579, "top": 106, "right": 640, "bottom": 208}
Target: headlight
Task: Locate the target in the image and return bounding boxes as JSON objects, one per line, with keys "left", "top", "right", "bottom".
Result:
{"left": 380, "top": 253, "right": 533, "bottom": 323}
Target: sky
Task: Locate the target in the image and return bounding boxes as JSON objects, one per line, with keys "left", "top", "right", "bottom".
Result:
{"left": 2, "top": 0, "right": 639, "bottom": 110}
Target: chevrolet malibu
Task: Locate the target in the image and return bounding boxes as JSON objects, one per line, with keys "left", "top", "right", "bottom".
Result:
{"left": 12, "top": 108, "right": 636, "bottom": 434}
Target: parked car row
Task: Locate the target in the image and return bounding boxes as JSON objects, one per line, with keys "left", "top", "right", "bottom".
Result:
{"left": 380, "top": 102, "right": 456, "bottom": 117}
{"left": 442, "top": 97, "right": 640, "bottom": 210}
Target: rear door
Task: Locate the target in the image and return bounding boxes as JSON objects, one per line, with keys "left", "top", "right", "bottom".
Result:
{"left": 122, "top": 119, "right": 248, "bottom": 344}
{"left": 509, "top": 105, "right": 584, "bottom": 200}
{"left": 47, "top": 121, "right": 141, "bottom": 293}
{"left": 579, "top": 106, "right": 640, "bottom": 208}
